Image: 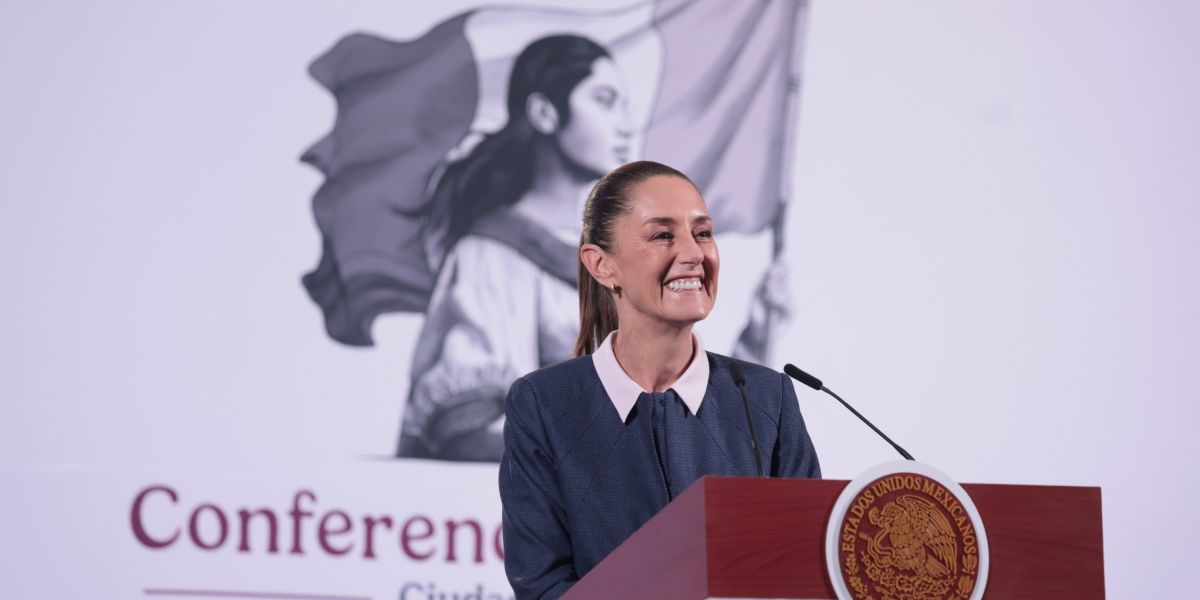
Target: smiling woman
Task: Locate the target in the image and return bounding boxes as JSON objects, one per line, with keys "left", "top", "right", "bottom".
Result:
{"left": 498, "top": 160, "right": 822, "bottom": 599}
{"left": 580, "top": 172, "right": 720, "bottom": 352}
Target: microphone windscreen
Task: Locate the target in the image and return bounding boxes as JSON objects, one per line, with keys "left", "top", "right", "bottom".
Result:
{"left": 783, "top": 364, "right": 823, "bottom": 391}
{"left": 728, "top": 360, "right": 746, "bottom": 386}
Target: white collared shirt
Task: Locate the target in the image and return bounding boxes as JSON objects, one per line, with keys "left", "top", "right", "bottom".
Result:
{"left": 591, "top": 330, "right": 710, "bottom": 421}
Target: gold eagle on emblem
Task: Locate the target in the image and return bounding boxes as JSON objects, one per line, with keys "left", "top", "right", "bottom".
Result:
{"left": 865, "top": 494, "right": 958, "bottom": 579}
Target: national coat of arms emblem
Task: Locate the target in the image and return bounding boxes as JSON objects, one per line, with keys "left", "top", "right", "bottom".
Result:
{"left": 826, "top": 462, "right": 990, "bottom": 600}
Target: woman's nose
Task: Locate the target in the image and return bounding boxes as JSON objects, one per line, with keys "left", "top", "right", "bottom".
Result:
{"left": 617, "top": 105, "right": 635, "bottom": 138}
{"left": 676, "top": 232, "right": 704, "bottom": 264}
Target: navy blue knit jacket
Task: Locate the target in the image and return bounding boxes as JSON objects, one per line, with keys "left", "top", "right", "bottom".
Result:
{"left": 498, "top": 352, "right": 821, "bottom": 599}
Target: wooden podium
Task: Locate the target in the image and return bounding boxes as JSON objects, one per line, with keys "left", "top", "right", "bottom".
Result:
{"left": 563, "top": 477, "right": 1104, "bottom": 599}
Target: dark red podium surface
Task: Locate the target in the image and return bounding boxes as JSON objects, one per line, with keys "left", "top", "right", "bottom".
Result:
{"left": 564, "top": 477, "right": 1103, "bottom": 599}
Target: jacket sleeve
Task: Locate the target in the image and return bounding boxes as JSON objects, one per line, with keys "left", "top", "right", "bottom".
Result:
{"left": 499, "top": 377, "right": 577, "bottom": 599}
{"left": 774, "top": 372, "right": 822, "bottom": 478}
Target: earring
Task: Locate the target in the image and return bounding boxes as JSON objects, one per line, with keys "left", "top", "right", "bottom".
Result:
{"left": 611, "top": 284, "right": 622, "bottom": 296}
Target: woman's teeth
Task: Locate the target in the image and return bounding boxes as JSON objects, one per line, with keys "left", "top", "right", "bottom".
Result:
{"left": 666, "top": 278, "right": 702, "bottom": 292}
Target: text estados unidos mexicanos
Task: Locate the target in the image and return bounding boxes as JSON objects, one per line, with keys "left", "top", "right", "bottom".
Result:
{"left": 838, "top": 474, "right": 979, "bottom": 556}
{"left": 130, "top": 484, "right": 504, "bottom": 564}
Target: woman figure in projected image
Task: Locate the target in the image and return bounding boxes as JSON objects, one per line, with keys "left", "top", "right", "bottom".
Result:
{"left": 395, "top": 35, "right": 635, "bottom": 461}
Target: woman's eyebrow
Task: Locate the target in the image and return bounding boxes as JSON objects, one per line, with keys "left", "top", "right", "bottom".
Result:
{"left": 642, "top": 216, "right": 677, "bottom": 226}
{"left": 642, "top": 215, "right": 712, "bottom": 226}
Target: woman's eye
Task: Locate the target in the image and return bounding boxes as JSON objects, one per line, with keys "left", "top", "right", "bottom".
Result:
{"left": 695, "top": 229, "right": 713, "bottom": 240}
{"left": 652, "top": 231, "right": 673, "bottom": 241}
{"left": 594, "top": 89, "right": 617, "bottom": 108}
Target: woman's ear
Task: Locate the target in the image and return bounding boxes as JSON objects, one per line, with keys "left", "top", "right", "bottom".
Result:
{"left": 526, "top": 92, "right": 560, "bottom": 135}
{"left": 580, "top": 243, "right": 618, "bottom": 290}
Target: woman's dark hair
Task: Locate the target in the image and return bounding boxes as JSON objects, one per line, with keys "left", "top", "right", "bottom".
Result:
{"left": 432, "top": 35, "right": 610, "bottom": 252}
{"left": 574, "top": 160, "right": 695, "bottom": 357}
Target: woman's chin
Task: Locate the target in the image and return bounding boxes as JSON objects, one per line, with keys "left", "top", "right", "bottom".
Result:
{"left": 660, "top": 303, "right": 712, "bottom": 326}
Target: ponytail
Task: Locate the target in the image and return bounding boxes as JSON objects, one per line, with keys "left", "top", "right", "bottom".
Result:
{"left": 573, "top": 160, "right": 694, "bottom": 356}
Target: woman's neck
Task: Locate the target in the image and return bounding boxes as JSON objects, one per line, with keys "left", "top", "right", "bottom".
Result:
{"left": 612, "top": 319, "right": 696, "bottom": 393}
{"left": 512, "top": 141, "right": 594, "bottom": 234}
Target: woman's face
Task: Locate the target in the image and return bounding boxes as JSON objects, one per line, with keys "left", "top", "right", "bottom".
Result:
{"left": 556, "top": 58, "right": 634, "bottom": 177}
{"left": 608, "top": 175, "right": 719, "bottom": 327}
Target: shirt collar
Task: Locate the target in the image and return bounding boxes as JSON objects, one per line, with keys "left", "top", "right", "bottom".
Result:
{"left": 592, "top": 330, "right": 709, "bottom": 422}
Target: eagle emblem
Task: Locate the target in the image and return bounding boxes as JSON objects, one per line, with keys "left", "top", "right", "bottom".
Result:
{"left": 868, "top": 492, "right": 960, "bottom": 580}
{"left": 865, "top": 494, "right": 958, "bottom": 580}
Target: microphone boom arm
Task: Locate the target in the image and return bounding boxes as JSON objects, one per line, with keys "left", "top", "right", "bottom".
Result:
{"left": 784, "top": 363, "right": 915, "bottom": 461}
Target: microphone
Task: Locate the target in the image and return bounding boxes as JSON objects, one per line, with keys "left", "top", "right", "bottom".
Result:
{"left": 728, "top": 361, "right": 765, "bottom": 477}
{"left": 783, "top": 364, "right": 915, "bottom": 461}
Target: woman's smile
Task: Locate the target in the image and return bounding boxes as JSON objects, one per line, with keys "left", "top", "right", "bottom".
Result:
{"left": 664, "top": 275, "right": 704, "bottom": 293}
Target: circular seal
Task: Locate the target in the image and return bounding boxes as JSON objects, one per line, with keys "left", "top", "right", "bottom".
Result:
{"left": 825, "top": 462, "right": 989, "bottom": 600}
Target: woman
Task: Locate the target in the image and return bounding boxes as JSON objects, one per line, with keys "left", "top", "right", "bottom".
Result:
{"left": 396, "top": 35, "right": 634, "bottom": 460}
{"left": 499, "top": 161, "right": 821, "bottom": 598}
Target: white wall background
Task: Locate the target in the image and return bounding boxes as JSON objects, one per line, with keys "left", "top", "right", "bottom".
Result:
{"left": 1, "top": 0, "right": 1197, "bottom": 597}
